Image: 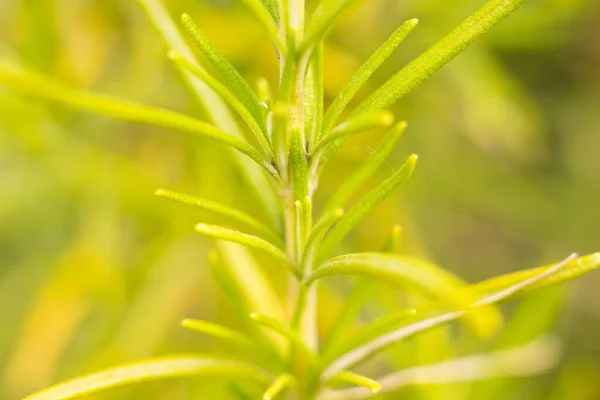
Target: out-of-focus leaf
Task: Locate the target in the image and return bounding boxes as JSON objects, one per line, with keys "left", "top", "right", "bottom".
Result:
{"left": 23, "top": 356, "right": 272, "bottom": 400}
{"left": 263, "top": 373, "right": 294, "bottom": 400}
{"left": 328, "top": 370, "right": 381, "bottom": 394}
{"left": 0, "top": 63, "right": 278, "bottom": 178}
{"left": 322, "top": 336, "right": 560, "bottom": 400}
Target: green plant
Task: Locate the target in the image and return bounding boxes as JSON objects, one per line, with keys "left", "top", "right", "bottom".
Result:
{"left": 0, "top": 0, "right": 598, "bottom": 399}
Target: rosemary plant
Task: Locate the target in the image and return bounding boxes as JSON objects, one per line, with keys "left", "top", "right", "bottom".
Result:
{"left": 1, "top": 0, "right": 598, "bottom": 399}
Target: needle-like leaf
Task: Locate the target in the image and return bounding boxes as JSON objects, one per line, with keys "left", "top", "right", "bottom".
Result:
{"left": 263, "top": 373, "right": 295, "bottom": 400}
{"left": 352, "top": 0, "right": 530, "bottom": 117}
{"left": 314, "top": 110, "right": 395, "bottom": 154}
{"left": 328, "top": 371, "right": 382, "bottom": 394}
{"left": 322, "top": 19, "right": 418, "bottom": 134}
{"left": 308, "top": 44, "right": 324, "bottom": 149}
{"left": 317, "top": 155, "right": 417, "bottom": 261}
{"left": 291, "top": 128, "right": 309, "bottom": 201}
{"left": 23, "top": 356, "right": 272, "bottom": 400}
{"left": 271, "top": 103, "right": 291, "bottom": 182}
{"left": 306, "top": 253, "right": 502, "bottom": 338}
{"left": 322, "top": 122, "right": 407, "bottom": 213}
{"left": 260, "top": 0, "right": 279, "bottom": 25}
{"left": 473, "top": 252, "right": 600, "bottom": 298}
{"left": 181, "top": 14, "right": 266, "bottom": 133}
{"left": 156, "top": 188, "right": 281, "bottom": 245}
{"left": 320, "top": 253, "right": 577, "bottom": 378}
{"left": 238, "top": 0, "right": 287, "bottom": 53}
{"left": 137, "top": 0, "right": 282, "bottom": 230}
{"left": 169, "top": 51, "right": 273, "bottom": 156}
{"left": 0, "top": 63, "right": 278, "bottom": 179}
{"left": 195, "top": 224, "right": 295, "bottom": 275}
{"left": 181, "top": 319, "right": 257, "bottom": 350}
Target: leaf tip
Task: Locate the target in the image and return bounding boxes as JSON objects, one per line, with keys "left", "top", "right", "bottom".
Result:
{"left": 381, "top": 110, "right": 395, "bottom": 126}
{"left": 409, "top": 18, "right": 419, "bottom": 26}
{"left": 181, "top": 319, "right": 192, "bottom": 328}
{"left": 249, "top": 312, "right": 260, "bottom": 320}
{"left": 155, "top": 188, "right": 166, "bottom": 196}
{"left": 334, "top": 208, "right": 345, "bottom": 218}
{"left": 167, "top": 50, "right": 179, "bottom": 61}
{"left": 370, "top": 383, "right": 382, "bottom": 393}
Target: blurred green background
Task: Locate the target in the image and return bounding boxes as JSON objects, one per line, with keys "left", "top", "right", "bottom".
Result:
{"left": 1, "top": 0, "right": 599, "bottom": 399}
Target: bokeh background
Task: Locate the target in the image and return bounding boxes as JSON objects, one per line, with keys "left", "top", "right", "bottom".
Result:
{"left": 1, "top": 0, "right": 599, "bottom": 399}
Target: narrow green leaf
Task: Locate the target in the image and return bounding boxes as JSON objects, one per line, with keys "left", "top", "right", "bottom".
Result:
{"left": 304, "top": 58, "right": 316, "bottom": 147}
{"left": 291, "top": 128, "right": 309, "bottom": 201}
{"left": 295, "top": 200, "right": 306, "bottom": 263}
{"left": 472, "top": 252, "right": 600, "bottom": 298}
{"left": 181, "top": 14, "right": 266, "bottom": 133}
{"left": 352, "top": 0, "right": 530, "bottom": 117}
{"left": 309, "top": 44, "right": 324, "bottom": 148}
{"left": 137, "top": 0, "right": 282, "bottom": 230}
{"left": 195, "top": 224, "right": 296, "bottom": 275}
{"left": 314, "top": 110, "right": 395, "bottom": 155}
{"left": 323, "top": 122, "right": 406, "bottom": 213}
{"left": 181, "top": 319, "right": 256, "bottom": 350}
{"left": 329, "top": 370, "right": 382, "bottom": 394}
{"left": 317, "top": 155, "right": 418, "bottom": 261}
{"left": 263, "top": 0, "right": 279, "bottom": 25}
{"left": 322, "top": 19, "right": 418, "bottom": 134}
{"left": 321, "top": 253, "right": 577, "bottom": 377}
{"left": 302, "top": 0, "right": 365, "bottom": 55}
{"left": 250, "top": 313, "right": 316, "bottom": 361}
{"left": 305, "top": 253, "right": 502, "bottom": 338}
{"left": 156, "top": 188, "right": 281, "bottom": 245}
{"left": 0, "top": 63, "right": 278, "bottom": 179}
{"left": 263, "top": 373, "right": 295, "bottom": 400}
{"left": 169, "top": 51, "right": 273, "bottom": 156}
{"left": 238, "top": 0, "right": 287, "bottom": 53}
{"left": 23, "top": 356, "right": 271, "bottom": 400}
{"left": 271, "top": 103, "right": 290, "bottom": 182}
